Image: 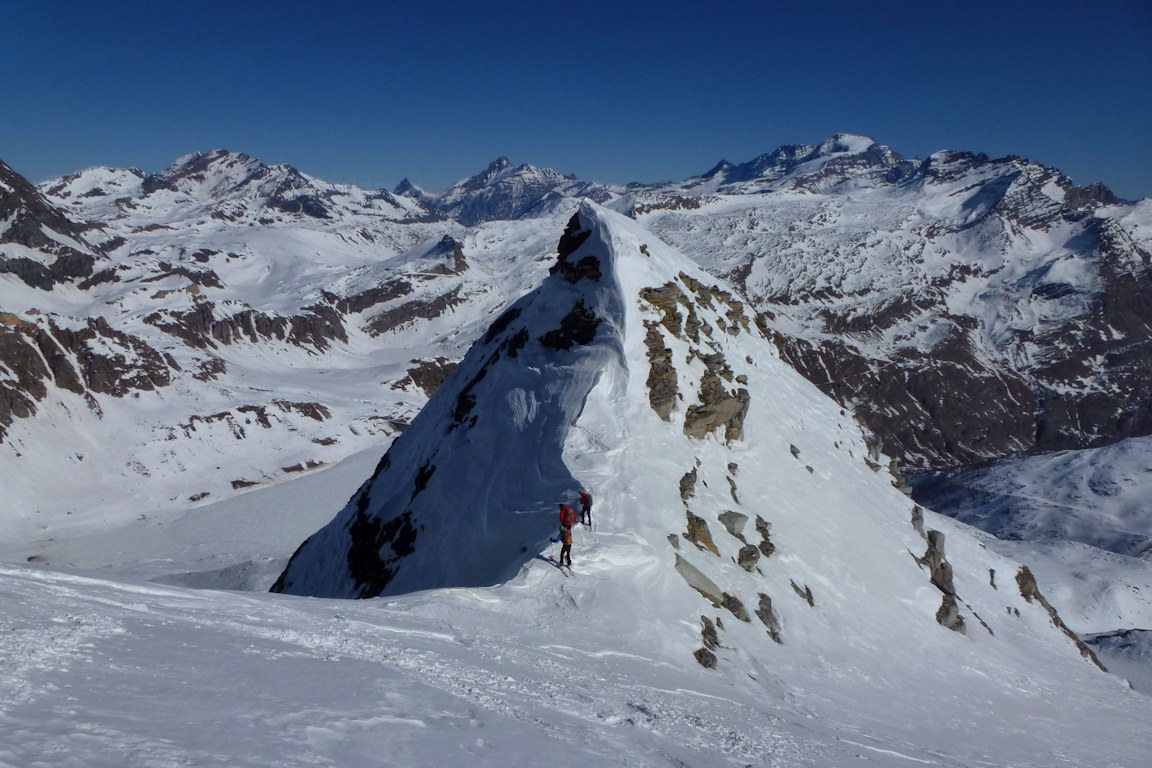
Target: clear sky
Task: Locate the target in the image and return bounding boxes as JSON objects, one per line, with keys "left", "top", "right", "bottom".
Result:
{"left": 2, "top": 0, "right": 1149, "bottom": 199}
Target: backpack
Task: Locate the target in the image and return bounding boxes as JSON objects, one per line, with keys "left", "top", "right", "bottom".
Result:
{"left": 559, "top": 505, "right": 577, "bottom": 528}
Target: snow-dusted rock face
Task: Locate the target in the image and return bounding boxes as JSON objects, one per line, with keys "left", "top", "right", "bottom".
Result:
{"left": 429, "top": 157, "right": 622, "bottom": 226}
{"left": 0, "top": 159, "right": 103, "bottom": 290}
{"left": 273, "top": 204, "right": 1106, "bottom": 687}
{"left": 637, "top": 139, "right": 1152, "bottom": 472}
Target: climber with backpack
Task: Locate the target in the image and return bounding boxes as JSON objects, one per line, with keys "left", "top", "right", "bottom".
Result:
{"left": 578, "top": 489, "right": 593, "bottom": 526}
{"left": 557, "top": 503, "right": 576, "bottom": 566}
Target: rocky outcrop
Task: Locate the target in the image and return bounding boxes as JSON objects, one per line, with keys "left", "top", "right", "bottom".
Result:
{"left": 684, "top": 510, "right": 720, "bottom": 555}
{"left": 145, "top": 301, "right": 348, "bottom": 350}
{"left": 917, "top": 529, "right": 965, "bottom": 634}
{"left": 754, "top": 516, "right": 776, "bottom": 558}
{"left": 674, "top": 554, "right": 723, "bottom": 608}
{"left": 790, "top": 580, "right": 815, "bottom": 607}
{"left": 718, "top": 510, "right": 749, "bottom": 540}
{"left": 0, "top": 314, "right": 174, "bottom": 441}
{"left": 1016, "top": 566, "right": 1106, "bottom": 670}
{"left": 366, "top": 288, "right": 464, "bottom": 337}
{"left": 736, "top": 545, "right": 760, "bottom": 572}
{"left": 756, "top": 593, "right": 783, "bottom": 643}
{"left": 683, "top": 381, "right": 749, "bottom": 441}
{"left": 392, "top": 357, "right": 459, "bottom": 397}
{"left": 538, "top": 299, "right": 600, "bottom": 351}
{"left": 0, "top": 160, "right": 102, "bottom": 289}
{"left": 642, "top": 322, "right": 678, "bottom": 420}
{"left": 550, "top": 215, "right": 600, "bottom": 283}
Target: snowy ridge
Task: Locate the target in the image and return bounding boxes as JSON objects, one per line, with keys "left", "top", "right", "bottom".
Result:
{"left": 275, "top": 203, "right": 1108, "bottom": 685}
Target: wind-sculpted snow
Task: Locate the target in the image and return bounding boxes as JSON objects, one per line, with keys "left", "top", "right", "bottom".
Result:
{"left": 273, "top": 205, "right": 627, "bottom": 598}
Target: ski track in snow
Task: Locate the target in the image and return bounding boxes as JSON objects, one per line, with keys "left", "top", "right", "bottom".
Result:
{"left": 0, "top": 563, "right": 840, "bottom": 768}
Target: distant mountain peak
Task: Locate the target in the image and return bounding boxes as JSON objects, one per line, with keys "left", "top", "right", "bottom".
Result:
{"left": 815, "top": 133, "right": 878, "bottom": 156}
{"left": 393, "top": 177, "right": 427, "bottom": 200}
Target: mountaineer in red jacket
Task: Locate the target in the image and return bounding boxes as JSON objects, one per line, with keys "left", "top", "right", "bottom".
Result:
{"left": 558, "top": 504, "right": 576, "bottom": 566}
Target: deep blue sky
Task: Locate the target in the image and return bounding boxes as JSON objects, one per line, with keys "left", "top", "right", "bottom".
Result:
{"left": 3, "top": 0, "right": 1150, "bottom": 199}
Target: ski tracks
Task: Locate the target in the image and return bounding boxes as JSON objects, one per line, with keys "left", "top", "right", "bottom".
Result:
{"left": 237, "top": 603, "right": 827, "bottom": 766}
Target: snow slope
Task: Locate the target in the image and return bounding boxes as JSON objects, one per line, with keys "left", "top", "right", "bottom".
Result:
{"left": 4, "top": 553, "right": 1150, "bottom": 767}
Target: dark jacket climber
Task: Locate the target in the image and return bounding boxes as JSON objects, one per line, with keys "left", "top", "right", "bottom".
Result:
{"left": 578, "top": 490, "right": 593, "bottom": 525}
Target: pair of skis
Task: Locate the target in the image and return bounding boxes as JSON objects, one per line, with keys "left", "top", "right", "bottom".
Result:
{"left": 544, "top": 555, "right": 573, "bottom": 576}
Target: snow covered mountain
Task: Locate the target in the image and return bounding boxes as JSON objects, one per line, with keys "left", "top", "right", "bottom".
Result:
{"left": 5, "top": 137, "right": 1152, "bottom": 649}
{"left": 4, "top": 168, "right": 1152, "bottom": 764}
{"left": 426, "top": 156, "right": 622, "bottom": 226}
{"left": 1, "top": 149, "right": 564, "bottom": 544}
{"left": 273, "top": 202, "right": 1104, "bottom": 670}
{"left": 636, "top": 135, "right": 1152, "bottom": 475}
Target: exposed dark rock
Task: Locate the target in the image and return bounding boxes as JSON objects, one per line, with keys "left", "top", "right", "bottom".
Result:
{"left": 484, "top": 307, "right": 523, "bottom": 343}
{"left": 411, "top": 461, "right": 436, "bottom": 500}
{"left": 700, "top": 616, "right": 719, "bottom": 649}
{"left": 790, "top": 580, "right": 814, "bottom": 607}
{"left": 921, "top": 529, "right": 955, "bottom": 596}
{"left": 366, "top": 287, "right": 463, "bottom": 337}
{"left": 911, "top": 505, "right": 926, "bottom": 539}
{"left": 549, "top": 217, "right": 600, "bottom": 283}
{"left": 553, "top": 254, "right": 602, "bottom": 284}
{"left": 0, "top": 312, "right": 178, "bottom": 440}
{"left": 538, "top": 299, "right": 600, "bottom": 351}
{"left": 341, "top": 504, "right": 418, "bottom": 599}
{"left": 451, "top": 363, "right": 489, "bottom": 430}
{"left": 392, "top": 357, "right": 459, "bottom": 397}
{"left": 679, "top": 468, "right": 697, "bottom": 501}
{"left": 503, "top": 329, "right": 529, "bottom": 357}
{"left": 936, "top": 594, "right": 966, "bottom": 634}
{"left": 754, "top": 516, "right": 776, "bottom": 558}
{"left": 642, "top": 322, "right": 678, "bottom": 420}
{"left": 727, "top": 475, "right": 740, "bottom": 504}
{"left": 145, "top": 301, "right": 347, "bottom": 350}
{"left": 335, "top": 279, "right": 413, "bottom": 315}
{"left": 684, "top": 510, "right": 719, "bottom": 555}
{"left": 756, "top": 594, "right": 783, "bottom": 643}
{"left": 140, "top": 263, "right": 224, "bottom": 289}
{"left": 693, "top": 647, "right": 718, "bottom": 669}
{"left": 667, "top": 533, "right": 681, "bottom": 549}
{"left": 718, "top": 510, "right": 749, "bottom": 540}
{"left": 640, "top": 282, "right": 688, "bottom": 337}
{"left": 684, "top": 375, "right": 750, "bottom": 441}
{"left": 736, "top": 545, "right": 760, "bottom": 572}
{"left": 721, "top": 592, "right": 750, "bottom": 622}
{"left": 1016, "top": 566, "right": 1106, "bottom": 670}
{"left": 0, "top": 160, "right": 101, "bottom": 289}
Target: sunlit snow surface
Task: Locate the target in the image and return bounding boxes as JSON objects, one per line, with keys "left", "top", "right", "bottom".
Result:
{"left": 3, "top": 205, "right": 1151, "bottom": 766}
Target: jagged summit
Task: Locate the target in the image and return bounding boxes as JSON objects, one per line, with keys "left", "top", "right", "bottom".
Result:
{"left": 393, "top": 177, "right": 428, "bottom": 200}
{"left": 429, "top": 159, "right": 620, "bottom": 226}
